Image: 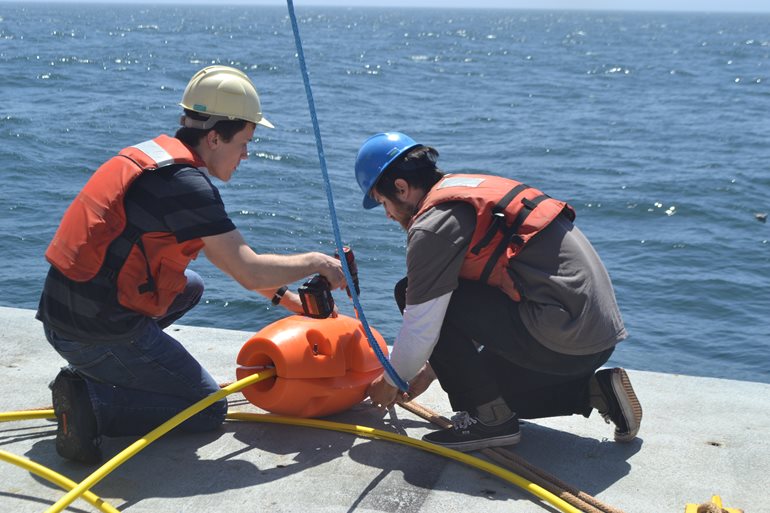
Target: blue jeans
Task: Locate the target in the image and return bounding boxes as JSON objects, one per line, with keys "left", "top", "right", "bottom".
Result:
{"left": 45, "top": 270, "right": 227, "bottom": 437}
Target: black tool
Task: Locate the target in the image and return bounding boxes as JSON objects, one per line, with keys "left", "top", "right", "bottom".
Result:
{"left": 298, "top": 246, "right": 360, "bottom": 318}
{"left": 298, "top": 275, "right": 335, "bottom": 319}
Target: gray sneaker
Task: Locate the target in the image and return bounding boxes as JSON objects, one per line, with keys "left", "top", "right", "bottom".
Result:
{"left": 595, "top": 368, "right": 642, "bottom": 442}
{"left": 422, "top": 411, "right": 521, "bottom": 452}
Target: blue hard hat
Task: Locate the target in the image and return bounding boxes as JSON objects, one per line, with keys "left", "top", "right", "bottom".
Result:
{"left": 354, "top": 132, "right": 422, "bottom": 209}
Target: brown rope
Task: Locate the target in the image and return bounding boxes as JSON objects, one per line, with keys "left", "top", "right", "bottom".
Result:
{"left": 481, "top": 448, "right": 607, "bottom": 513}
{"left": 397, "top": 399, "right": 629, "bottom": 513}
{"left": 494, "top": 445, "right": 628, "bottom": 513}
{"left": 696, "top": 506, "right": 727, "bottom": 513}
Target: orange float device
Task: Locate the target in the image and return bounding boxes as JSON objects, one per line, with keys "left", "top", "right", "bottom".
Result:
{"left": 236, "top": 314, "right": 389, "bottom": 418}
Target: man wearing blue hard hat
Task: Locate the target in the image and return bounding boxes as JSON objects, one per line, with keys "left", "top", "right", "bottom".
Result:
{"left": 356, "top": 132, "right": 641, "bottom": 451}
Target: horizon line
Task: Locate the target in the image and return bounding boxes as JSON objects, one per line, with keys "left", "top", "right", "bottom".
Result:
{"left": 10, "top": 0, "right": 770, "bottom": 15}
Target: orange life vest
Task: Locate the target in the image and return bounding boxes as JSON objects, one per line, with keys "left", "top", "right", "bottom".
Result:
{"left": 45, "top": 135, "right": 206, "bottom": 317}
{"left": 411, "top": 173, "right": 575, "bottom": 302}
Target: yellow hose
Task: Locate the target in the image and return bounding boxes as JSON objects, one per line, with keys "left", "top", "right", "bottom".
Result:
{"left": 0, "top": 368, "right": 584, "bottom": 513}
{"left": 0, "top": 449, "right": 120, "bottom": 513}
{"left": 45, "top": 368, "right": 276, "bottom": 513}
{"left": 0, "top": 409, "right": 55, "bottom": 423}
{"left": 226, "top": 412, "right": 582, "bottom": 513}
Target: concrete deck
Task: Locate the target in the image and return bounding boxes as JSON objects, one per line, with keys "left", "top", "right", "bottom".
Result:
{"left": 1, "top": 306, "right": 767, "bottom": 513}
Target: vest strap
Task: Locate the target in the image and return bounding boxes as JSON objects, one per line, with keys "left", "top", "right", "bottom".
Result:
{"left": 478, "top": 193, "right": 550, "bottom": 285}
{"left": 135, "top": 237, "right": 156, "bottom": 294}
{"left": 470, "top": 184, "right": 530, "bottom": 255}
{"left": 99, "top": 225, "right": 142, "bottom": 281}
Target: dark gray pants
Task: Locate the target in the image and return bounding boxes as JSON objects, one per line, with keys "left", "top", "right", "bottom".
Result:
{"left": 395, "top": 278, "right": 613, "bottom": 419}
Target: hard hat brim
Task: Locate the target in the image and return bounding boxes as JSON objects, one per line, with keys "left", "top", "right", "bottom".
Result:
{"left": 362, "top": 194, "right": 380, "bottom": 209}
{"left": 257, "top": 116, "right": 274, "bottom": 129}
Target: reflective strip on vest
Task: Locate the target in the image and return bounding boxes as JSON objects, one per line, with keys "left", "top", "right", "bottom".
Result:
{"left": 131, "top": 139, "right": 176, "bottom": 168}
{"left": 437, "top": 176, "right": 486, "bottom": 189}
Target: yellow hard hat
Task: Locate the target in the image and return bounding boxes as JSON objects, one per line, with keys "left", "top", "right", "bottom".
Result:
{"left": 179, "top": 65, "right": 274, "bottom": 129}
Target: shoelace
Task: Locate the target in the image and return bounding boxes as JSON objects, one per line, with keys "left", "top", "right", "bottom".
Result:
{"left": 450, "top": 411, "right": 478, "bottom": 430}
{"left": 598, "top": 402, "right": 617, "bottom": 426}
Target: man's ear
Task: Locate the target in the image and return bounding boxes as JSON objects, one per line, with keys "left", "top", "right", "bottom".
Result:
{"left": 206, "top": 129, "right": 219, "bottom": 149}
{"left": 394, "top": 178, "right": 409, "bottom": 200}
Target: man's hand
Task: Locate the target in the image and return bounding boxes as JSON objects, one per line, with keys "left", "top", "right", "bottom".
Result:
{"left": 404, "top": 363, "right": 436, "bottom": 402}
{"left": 367, "top": 374, "right": 406, "bottom": 410}
{"left": 314, "top": 252, "right": 347, "bottom": 291}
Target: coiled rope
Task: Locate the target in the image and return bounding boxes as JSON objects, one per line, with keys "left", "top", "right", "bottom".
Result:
{"left": 285, "top": 0, "right": 408, "bottom": 391}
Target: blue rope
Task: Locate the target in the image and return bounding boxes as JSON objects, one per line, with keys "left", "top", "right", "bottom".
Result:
{"left": 285, "top": 0, "right": 408, "bottom": 392}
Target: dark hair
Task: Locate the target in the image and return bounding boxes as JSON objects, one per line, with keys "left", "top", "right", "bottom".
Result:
{"left": 374, "top": 146, "right": 444, "bottom": 202}
{"left": 174, "top": 109, "right": 250, "bottom": 147}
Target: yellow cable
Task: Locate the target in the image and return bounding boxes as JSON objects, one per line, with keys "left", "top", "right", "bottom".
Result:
{"left": 227, "top": 412, "right": 582, "bottom": 513}
{"left": 0, "top": 370, "right": 583, "bottom": 513}
{"left": 0, "top": 409, "right": 55, "bottom": 423}
{"left": 44, "top": 368, "right": 276, "bottom": 513}
{"left": 0, "top": 449, "right": 120, "bottom": 513}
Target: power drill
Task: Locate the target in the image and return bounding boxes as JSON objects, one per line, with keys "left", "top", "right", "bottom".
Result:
{"left": 338, "top": 246, "right": 360, "bottom": 297}
{"left": 298, "top": 246, "right": 359, "bottom": 319}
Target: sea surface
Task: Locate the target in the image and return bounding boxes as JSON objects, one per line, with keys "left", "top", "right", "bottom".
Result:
{"left": 1, "top": 3, "right": 768, "bottom": 384}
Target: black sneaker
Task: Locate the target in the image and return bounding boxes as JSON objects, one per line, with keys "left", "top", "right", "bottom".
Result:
{"left": 422, "top": 411, "right": 521, "bottom": 452}
{"left": 50, "top": 368, "right": 102, "bottom": 464}
{"left": 594, "top": 368, "right": 642, "bottom": 443}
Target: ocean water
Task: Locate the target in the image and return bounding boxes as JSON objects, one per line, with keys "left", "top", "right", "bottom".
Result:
{"left": 1, "top": 3, "right": 768, "bottom": 384}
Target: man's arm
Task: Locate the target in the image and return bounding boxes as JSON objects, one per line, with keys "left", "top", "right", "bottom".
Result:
{"left": 202, "top": 229, "right": 346, "bottom": 292}
{"left": 367, "top": 292, "right": 451, "bottom": 408}
{"left": 387, "top": 291, "right": 453, "bottom": 384}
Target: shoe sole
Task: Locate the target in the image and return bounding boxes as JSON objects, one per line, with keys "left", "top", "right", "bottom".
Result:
{"left": 51, "top": 373, "right": 101, "bottom": 463}
{"left": 611, "top": 368, "right": 642, "bottom": 443}
{"left": 426, "top": 431, "right": 522, "bottom": 453}
{"left": 52, "top": 374, "right": 80, "bottom": 460}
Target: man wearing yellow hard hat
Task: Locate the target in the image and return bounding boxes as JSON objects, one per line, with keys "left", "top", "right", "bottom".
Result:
{"left": 37, "top": 66, "right": 347, "bottom": 463}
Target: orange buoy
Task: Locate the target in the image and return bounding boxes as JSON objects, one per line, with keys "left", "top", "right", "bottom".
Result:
{"left": 235, "top": 314, "right": 389, "bottom": 418}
